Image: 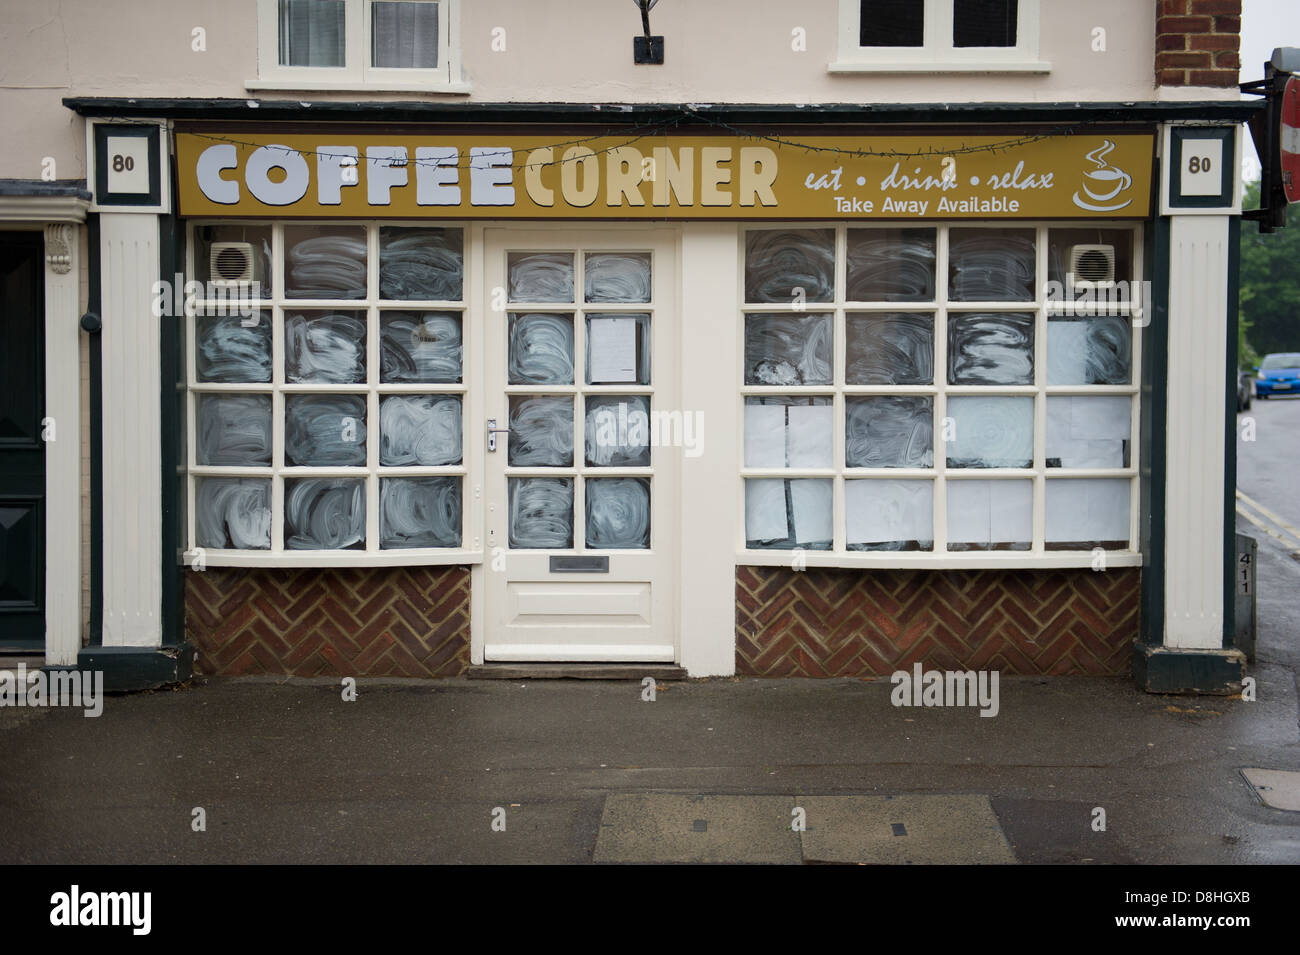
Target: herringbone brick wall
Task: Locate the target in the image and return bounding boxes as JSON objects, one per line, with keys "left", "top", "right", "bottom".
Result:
{"left": 186, "top": 566, "right": 470, "bottom": 677}
{"left": 736, "top": 566, "right": 1140, "bottom": 676}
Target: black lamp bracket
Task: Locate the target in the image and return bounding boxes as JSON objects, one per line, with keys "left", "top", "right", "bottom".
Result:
{"left": 632, "top": 0, "right": 664, "bottom": 65}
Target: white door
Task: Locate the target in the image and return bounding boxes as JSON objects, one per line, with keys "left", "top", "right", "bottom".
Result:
{"left": 482, "top": 228, "right": 678, "bottom": 662}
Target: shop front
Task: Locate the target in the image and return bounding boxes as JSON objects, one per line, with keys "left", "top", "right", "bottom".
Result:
{"left": 62, "top": 100, "right": 1254, "bottom": 691}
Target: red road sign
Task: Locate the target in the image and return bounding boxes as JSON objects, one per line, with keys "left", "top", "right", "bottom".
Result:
{"left": 1283, "top": 76, "right": 1300, "bottom": 203}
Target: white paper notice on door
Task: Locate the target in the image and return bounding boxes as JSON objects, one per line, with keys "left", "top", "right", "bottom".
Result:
{"left": 588, "top": 316, "right": 638, "bottom": 383}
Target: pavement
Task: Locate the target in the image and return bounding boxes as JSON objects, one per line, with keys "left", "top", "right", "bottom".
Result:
{"left": 0, "top": 402, "right": 1296, "bottom": 866}
{"left": 0, "top": 665, "right": 1296, "bottom": 864}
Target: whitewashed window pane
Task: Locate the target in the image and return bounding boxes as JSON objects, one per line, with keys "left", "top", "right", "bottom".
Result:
{"left": 372, "top": 1, "right": 439, "bottom": 69}
{"left": 1046, "top": 317, "right": 1131, "bottom": 385}
{"left": 509, "top": 252, "right": 574, "bottom": 303}
{"left": 278, "top": 0, "right": 345, "bottom": 67}
{"left": 845, "top": 396, "right": 933, "bottom": 468}
{"left": 846, "top": 228, "right": 935, "bottom": 301}
{"left": 196, "top": 313, "right": 272, "bottom": 383}
{"left": 196, "top": 478, "right": 271, "bottom": 550}
{"left": 586, "top": 396, "right": 651, "bottom": 467}
{"left": 586, "top": 313, "right": 650, "bottom": 385}
{"left": 1046, "top": 478, "right": 1130, "bottom": 547}
{"left": 585, "top": 253, "right": 651, "bottom": 303}
{"left": 508, "top": 396, "right": 573, "bottom": 467}
{"left": 744, "top": 313, "right": 833, "bottom": 385}
{"left": 745, "top": 230, "right": 835, "bottom": 303}
{"left": 285, "top": 478, "right": 365, "bottom": 550}
{"left": 948, "top": 312, "right": 1035, "bottom": 385}
{"left": 380, "top": 476, "right": 461, "bottom": 549}
{"left": 586, "top": 478, "right": 651, "bottom": 549}
{"left": 284, "top": 395, "right": 367, "bottom": 467}
{"left": 949, "top": 229, "right": 1036, "bottom": 302}
{"left": 947, "top": 479, "right": 1032, "bottom": 551}
{"left": 743, "top": 397, "right": 833, "bottom": 469}
{"left": 846, "top": 479, "right": 933, "bottom": 551}
{"left": 509, "top": 477, "right": 574, "bottom": 549}
{"left": 745, "top": 478, "right": 833, "bottom": 550}
{"left": 1046, "top": 396, "right": 1130, "bottom": 468}
{"left": 196, "top": 394, "right": 272, "bottom": 466}
{"left": 379, "top": 395, "right": 462, "bottom": 466}
{"left": 379, "top": 227, "right": 462, "bottom": 300}
{"left": 946, "top": 396, "right": 1034, "bottom": 468}
{"left": 846, "top": 312, "right": 934, "bottom": 385}
{"left": 285, "top": 226, "right": 366, "bottom": 298}
{"left": 285, "top": 311, "right": 366, "bottom": 383}
{"left": 380, "top": 312, "right": 462, "bottom": 383}
{"left": 509, "top": 313, "right": 574, "bottom": 384}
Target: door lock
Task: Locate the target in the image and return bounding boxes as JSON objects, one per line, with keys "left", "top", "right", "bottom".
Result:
{"left": 487, "top": 418, "right": 510, "bottom": 452}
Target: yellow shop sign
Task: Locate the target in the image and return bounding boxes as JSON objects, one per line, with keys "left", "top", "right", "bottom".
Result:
{"left": 175, "top": 131, "right": 1154, "bottom": 220}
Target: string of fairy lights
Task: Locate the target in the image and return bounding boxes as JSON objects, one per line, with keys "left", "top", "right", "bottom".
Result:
{"left": 181, "top": 107, "right": 1105, "bottom": 172}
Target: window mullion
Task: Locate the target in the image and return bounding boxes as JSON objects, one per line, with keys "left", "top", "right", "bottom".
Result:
{"left": 833, "top": 226, "right": 847, "bottom": 555}
{"left": 271, "top": 223, "right": 286, "bottom": 552}
{"left": 348, "top": 0, "right": 367, "bottom": 82}
{"left": 366, "top": 223, "right": 380, "bottom": 553}
{"left": 934, "top": 223, "right": 950, "bottom": 554}
{"left": 1033, "top": 224, "right": 1048, "bottom": 554}
{"left": 926, "top": 0, "right": 953, "bottom": 54}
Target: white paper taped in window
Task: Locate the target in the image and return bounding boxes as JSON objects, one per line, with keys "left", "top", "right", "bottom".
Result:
{"left": 745, "top": 478, "right": 788, "bottom": 540}
{"left": 744, "top": 403, "right": 787, "bottom": 468}
{"left": 846, "top": 479, "right": 933, "bottom": 546}
{"left": 1046, "top": 478, "right": 1129, "bottom": 543}
{"left": 790, "top": 479, "right": 833, "bottom": 543}
{"left": 587, "top": 316, "right": 638, "bottom": 383}
{"left": 948, "top": 480, "right": 1032, "bottom": 545}
{"left": 786, "top": 404, "right": 834, "bottom": 469}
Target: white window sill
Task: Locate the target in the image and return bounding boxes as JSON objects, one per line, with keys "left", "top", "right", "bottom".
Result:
{"left": 245, "top": 78, "right": 472, "bottom": 94}
{"left": 736, "top": 550, "right": 1141, "bottom": 570}
{"left": 827, "top": 60, "right": 1051, "bottom": 75}
{"left": 190, "top": 549, "right": 483, "bottom": 568}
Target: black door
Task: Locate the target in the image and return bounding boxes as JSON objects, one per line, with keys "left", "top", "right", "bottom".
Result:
{"left": 0, "top": 232, "right": 45, "bottom": 651}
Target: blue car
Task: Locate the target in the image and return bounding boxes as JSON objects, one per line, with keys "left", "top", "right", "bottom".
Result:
{"left": 1255, "top": 352, "right": 1300, "bottom": 399}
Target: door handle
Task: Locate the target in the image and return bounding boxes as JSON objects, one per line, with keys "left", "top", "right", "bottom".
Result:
{"left": 487, "top": 418, "right": 510, "bottom": 452}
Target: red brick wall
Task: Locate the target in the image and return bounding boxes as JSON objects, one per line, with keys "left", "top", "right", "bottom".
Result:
{"left": 185, "top": 566, "right": 470, "bottom": 677}
{"left": 736, "top": 566, "right": 1140, "bottom": 677}
{"left": 1157, "top": 0, "right": 1241, "bottom": 87}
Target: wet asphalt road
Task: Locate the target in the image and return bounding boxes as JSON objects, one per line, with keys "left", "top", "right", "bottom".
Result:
{"left": 1236, "top": 392, "right": 1300, "bottom": 684}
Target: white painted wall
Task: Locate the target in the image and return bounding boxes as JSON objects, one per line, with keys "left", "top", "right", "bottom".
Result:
{"left": 0, "top": 0, "right": 1169, "bottom": 181}
{"left": 678, "top": 223, "right": 740, "bottom": 676}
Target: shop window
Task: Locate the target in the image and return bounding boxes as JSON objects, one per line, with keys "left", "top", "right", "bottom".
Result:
{"left": 253, "top": 0, "right": 465, "bottom": 91}
{"left": 740, "top": 224, "right": 1140, "bottom": 562}
{"left": 187, "top": 222, "right": 469, "bottom": 563}
{"left": 833, "top": 0, "right": 1044, "bottom": 73}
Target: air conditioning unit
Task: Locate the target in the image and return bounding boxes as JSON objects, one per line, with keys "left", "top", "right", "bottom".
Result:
{"left": 1066, "top": 244, "right": 1116, "bottom": 291}
{"left": 209, "top": 241, "right": 258, "bottom": 285}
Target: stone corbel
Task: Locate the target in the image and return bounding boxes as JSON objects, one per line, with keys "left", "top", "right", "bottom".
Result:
{"left": 45, "top": 222, "right": 74, "bottom": 274}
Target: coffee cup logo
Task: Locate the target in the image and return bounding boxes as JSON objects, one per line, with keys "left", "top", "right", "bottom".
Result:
{"left": 1073, "top": 141, "right": 1133, "bottom": 212}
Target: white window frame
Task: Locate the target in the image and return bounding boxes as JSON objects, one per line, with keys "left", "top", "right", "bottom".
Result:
{"left": 184, "top": 218, "right": 483, "bottom": 568}
{"left": 737, "top": 221, "right": 1143, "bottom": 570}
{"left": 250, "top": 0, "right": 469, "bottom": 93}
{"left": 830, "top": 0, "right": 1048, "bottom": 74}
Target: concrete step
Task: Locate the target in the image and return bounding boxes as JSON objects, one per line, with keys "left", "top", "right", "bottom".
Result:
{"left": 467, "top": 663, "right": 687, "bottom": 681}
